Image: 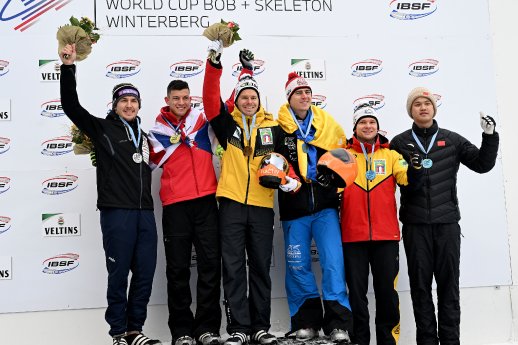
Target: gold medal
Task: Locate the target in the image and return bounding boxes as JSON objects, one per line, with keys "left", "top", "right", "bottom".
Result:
{"left": 243, "top": 146, "right": 253, "bottom": 157}
{"left": 169, "top": 134, "right": 180, "bottom": 144}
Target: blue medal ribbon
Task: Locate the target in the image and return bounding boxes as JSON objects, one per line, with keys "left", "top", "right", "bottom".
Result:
{"left": 241, "top": 113, "right": 257, "bottom": 147}
{"left": 360, "top": 141, "right": 376, "bottom": 181}
{"left": 119, "top": 116, "right": 142, "bottom": 151}
{"left": 289, "top": 107, "right": 318, "bottom": 181}
{"left": 411, "top": 129, "right": 439, "bottom": 169}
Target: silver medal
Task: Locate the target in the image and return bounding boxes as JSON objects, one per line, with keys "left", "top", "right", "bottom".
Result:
{"left": 132, "top": 152, "right": 143, "bottom": 163}
{"left": 422, "top": 158, "right": 433, "bottom": 169}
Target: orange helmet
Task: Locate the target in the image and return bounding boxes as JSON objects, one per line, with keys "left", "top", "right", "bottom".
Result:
{"left": 317, "top": 148, "right": 358, "bottom": 188}
{"left": 257, "top": 152, "right": 289, "bottom": 189}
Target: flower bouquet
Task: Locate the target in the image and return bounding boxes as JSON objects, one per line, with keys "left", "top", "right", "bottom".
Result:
{"left": 203, "top": 19, "right": 241, "bottom": 62}
{"left": 70, "top": 124, "right": 96, "bottom": 166}
{"left": 57, "top": 16, "right": 100, "bottom": 61}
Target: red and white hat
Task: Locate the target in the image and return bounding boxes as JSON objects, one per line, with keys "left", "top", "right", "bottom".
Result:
{"left": 285, "top": 72, "right": 312, "bottom": 101}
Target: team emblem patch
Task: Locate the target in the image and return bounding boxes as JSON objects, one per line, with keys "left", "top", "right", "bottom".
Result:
{"left": 259, "top": 128, "right": 273, "bottom": 145}
{"left": 373, "top": 159, "right": 386, "bottom": 175}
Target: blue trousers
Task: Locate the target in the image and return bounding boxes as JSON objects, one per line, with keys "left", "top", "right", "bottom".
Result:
{"left": 282, "top": 208, "right": 352, "bottom": 334}
{"left": 100, "top": 208, "right": 158, "bottom": 336}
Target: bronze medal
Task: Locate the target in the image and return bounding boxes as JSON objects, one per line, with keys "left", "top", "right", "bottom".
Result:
{"left": 243, "top": 146, "right": 253, "bottom": 157}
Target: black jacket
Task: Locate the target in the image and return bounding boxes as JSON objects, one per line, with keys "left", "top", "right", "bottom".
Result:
{"left": 390, "top": 120, "right": 499, "bottom": 224}
{"left": 60, "top": 64, "right": 153, "bottom": 210}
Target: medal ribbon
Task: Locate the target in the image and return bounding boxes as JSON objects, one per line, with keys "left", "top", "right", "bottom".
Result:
{"left": 411, "top": 129, "right": 439, "bottom": 157}
{"left": 119, "top": 116, "right": 141, "bottom": 151}
{"left": 289, "top": 107, "right": 318, "bottom": 181}
{"left": 161, "top": 115, "right": 184, "bottom": 139}
{"left": 360, "top": 141, "right": 376, "bottom": 176}
{"left": 241, "top": 113, "right": 257, "bottom": 147}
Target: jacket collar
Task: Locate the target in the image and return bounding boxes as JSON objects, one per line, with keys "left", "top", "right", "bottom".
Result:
{"left": 412, "top": 119, "right": 438, "bottom": 137}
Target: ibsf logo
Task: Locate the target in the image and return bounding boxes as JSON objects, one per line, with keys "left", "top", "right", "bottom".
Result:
{"left": 42, "top": 174, "right": 78, "bottom": 195}
{"left": 40, "top": 99, "right": 65, "bottom": 118}
{"left": 353, "top": 94, "right": 386, "bottom": 110}
{"left": 41, "top": 136, "right": 73, "bottom": 156}
{"left": 0, "top": 137, "right": 11, "bottom": 154}
{"left": 311, "top": 95, "right": 327, "bottom": 109}
{"left": 39, "top": 59, "right": 60, "bottom": 82}
{"left": 231, "top": 59, "right": 266, "bottom": 77}
{"left": 169, "top": 59, "right": 204, "bottom": 78}
{"left": 409, "top": 59, "right": 439, "bottom": 77}
{"left": 433, "top": 93, "right": 442, "bottom": 108}
{"left": 106, "top": 60, "right": 141, "bottom": 78}
{"left": 0, "top": 60, "right": 10, "bottom": 76}
{"left": 191, "top": 96, "right": 204, "bottom": 110}
{"left": 42, "top": 253, "right": 79, "bottom": 274}
{"left": 0, "top": 176, "right": 11, "bottom": 194}
{"left": 351, "top": 59, "right": 383, "bottom": 77}
{"left": 0, "top": 216, "right": 12, "bottom": 235}
{"left": 389, "top": 0, "right": 437, "bottom": 20}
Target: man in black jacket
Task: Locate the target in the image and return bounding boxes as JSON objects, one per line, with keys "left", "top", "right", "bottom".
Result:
{"left": 59, "top": 44, "right": 160, "bottom": 345}
{"left": 390, "top": 87, "right": 499, "bottom": 345}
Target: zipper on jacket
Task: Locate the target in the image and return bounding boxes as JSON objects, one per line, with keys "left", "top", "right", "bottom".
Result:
{"left": 308, "top": 182, "right": 315, "bottom": 213}
{"left": 139, "top": 153, "right": 143, "bottom": 209}
{"left": 189, "top": 145, "right": 200, "bottom": 195}
{"left": 244, "top": 154, "right": 251, "bottom": 205}
{"left": 422, "top": 132, "right": 432, "bottom": 222}
{"left": 366, "top": 171, "right": 373, "bottom": 241}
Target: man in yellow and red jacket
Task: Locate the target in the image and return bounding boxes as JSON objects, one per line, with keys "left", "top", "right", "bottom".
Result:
{"left": 340, "top": 104, "right": 423, "bottom": 345}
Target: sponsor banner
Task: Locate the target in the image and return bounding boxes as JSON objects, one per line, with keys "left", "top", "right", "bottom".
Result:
{"left": 41, "top": 136, "right": 73, "bottom": 156}
{"left": 191, "top": 96, "right": 204, "bottom": 111}
{"left": 409, "top": 58, "right": 439, "bottom": 77}
{"left": 0, "top": 256, "right": 12, "bottom": 280}
{"left": 106, "top": 59, "right": 141, "bottom": 78}
{"left": 42, "top": 213, "right": 81, "bottom": 237}
{"left": 169, "top": 59, "right": 204, "bottom": 78}
{"left": 290, "top": 59, "right": 326, "bottom": 80}
{"left": 41, "top": 174, "right": 79, "bottom": 195}
{"left": 311, "top": 94, "right": 327, "bottom": 109}
{"left": 0, "top": 216, "right": 12, "bottom": 235}
{"left": 0, "top": 98, "right": 11, "bottom": 120}
{"left": 389, "top": 0, "right": 437, "bottom": 20}
{"left": 39, "top": 59, "right": 60, "bottom": 82}
{"left": 0, "top": 176, "right": 11, "bottom": 194}
{"left": 351, "top": 59, "right": 383, "bottom": 77}
{"left": 0, "top": 137, "right": 10, "bottom": 154}
{"left": 42, "top": 253, "right": 80, "bottom": 274}
{"left": 40, "top": 99, "right": 65, "bottom": 118}
{"left": 353, "top": 94, "right": 385, "bottom": 110}
{"left": 231, "top": 59, "right": 266, "bottom": 77}
{"left": 0, "top": 60, "right": 10, "bottom": 76}
{"left": 0, "top": 0, "right": 73, "bottom": 32}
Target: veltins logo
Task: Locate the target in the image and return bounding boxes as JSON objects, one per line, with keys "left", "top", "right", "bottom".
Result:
{"left": 0, "top": 256, "right": 11, "bottom": 279}
{"left": 351, "top": 59, "right": 383, "bottom": 77}
{"left": 312, "top": 95, "right": 327, "bottom": 109}
{"left": 0, "top": 176, "right": 11, "bottom": 194}
{"left": 0, "top": 216, "right": 12, "bottom": 235}
{"left": 41, "top": 136, "right": 73, "bottom": 156}
{"left": 191, "top": 96, "right": 204, "bottom": 111}
{"left": 39, "top": 59, "right": 60, "bottom": 82}
{"left": 42, "top": 213, "right": 81, "bottom": 237}
{"left": 40, "top": 99, "right": 65, "bottom": 118}
{"left": 389, "top": 0, "right": 437, "bottom": 20}
{"left": 0, "top": 0, "right": 73, "bottom": 31}
{"left": 170, "top": 59, "right": 204, "bottom": 78}
{"left": 354, "top": 94, "right": 386, "bottom": 110}
{"left": 0, "top": 98, "right": 11, "bottom": 120}
{"left": 231, "top": 59, "right": 266, "bottom": 77}
{"left": 409, "top": 59, "right": 439, "bottom": 77}
{"left": 106, "top": 60, "right": 141, "bottom": 79}
{"left": 0, "top": 137, "right": 11, "bottom": 154}
{"left": 42, "top": 253, "right": 79, "bottom": 274}
{"left": 0, "top": 60, "right": 10, "bottom": 76}
{"left": 290, "top": 59, "right": 326, "bottom": 80}
{"left": 42, "top": 174, "right": 78, "bottom": 195}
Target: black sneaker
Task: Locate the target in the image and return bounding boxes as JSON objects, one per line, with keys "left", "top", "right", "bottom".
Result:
{"left": 224, "top": 332, "right": 248, "bottom": 345}
{"left": 250, "top": 330, "right": 277, "bottom": 345}
{"left": 198, "top": 332, "right": 221, "bottom": 345}
{"left": 176, "top": 336, "right": 196, "bottom": 345}
{"left": 125, "top": 333, "right": 161, "bottom": 345}
{"left": 113, "top": 335, "right": 129, "bottom": 345}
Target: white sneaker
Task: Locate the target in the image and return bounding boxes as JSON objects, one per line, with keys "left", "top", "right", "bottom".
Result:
{"left": 295, "top": 328, "right": 317, "bottom": 341}
{"left": 113, "top": 336, "right": 129, "bottom": 345}
{"left": 224, "top": 332, "right": 248, "bottom": 345}
{"left": 176, "top": 336, "right": 196, "bottom": 345}
{"left": 329, "top": 329, "right": 350, "bottom": 343}
{"left": 198, "top": 332, "right": 221, "bottom": 345}
{"left": 250, "top": 330, "right": 277, "bottom": 345}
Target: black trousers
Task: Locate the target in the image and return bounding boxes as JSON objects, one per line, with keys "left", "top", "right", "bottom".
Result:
{"left": 402, "top": 223, "right": 461, "bottom": 345}
{"left": 162, "top": 194, "right": 221, "bottom": 340}
{"left": 343, "top": 241, "right": 400, "bottom": 345}
{"left": 219, "top": 198, "right": 275, "bottom": 335}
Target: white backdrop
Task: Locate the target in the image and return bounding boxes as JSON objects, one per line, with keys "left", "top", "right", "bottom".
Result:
{"left": 0, "top": 0, "right": 510, "bottom": 314}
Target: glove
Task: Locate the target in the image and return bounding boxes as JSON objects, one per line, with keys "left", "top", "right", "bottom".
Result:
{"left": 89, "top": 150, "right": 97, "bottom": 167}
{"left": 407, "top": 144, "right": 422, "bottom": 170}
{"left": 239, "top": 49, "right": 254, "bottom": 71}
{"left": 480, "top": 111, "right": 496, "bottom": 135}
{"left": 207, "top": 40, "right": 223, "bottom": 63}
{"left": 279, "top": 176, "right": 301, "bottom": 193}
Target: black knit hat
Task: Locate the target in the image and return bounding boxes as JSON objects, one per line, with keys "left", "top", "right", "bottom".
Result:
{"left": 112, "top": 83, "right": 141, "bottom": 109}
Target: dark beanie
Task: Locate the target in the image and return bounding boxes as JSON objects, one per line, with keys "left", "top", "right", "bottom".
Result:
{"left": 112, "top": 83, "right": 141, "bottom": 109}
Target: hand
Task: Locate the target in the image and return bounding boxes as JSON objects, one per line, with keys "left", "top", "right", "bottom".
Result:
{"left": 407, "top": 144, "right": 422, "bottom": 170}
{"left": 207, "top": 40, "right": 223, "bottom": 63}
{"left": 480, "top": 111, "right": 496, "bottom": 135}
{"left": 239, "top": 49, "right": 254, "bottom": 71}
{"left": 60, "top": 44, "right": 77, "bottom": 65}
{"left": 279, "top": 176, "right": 301, "bottom": 193}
